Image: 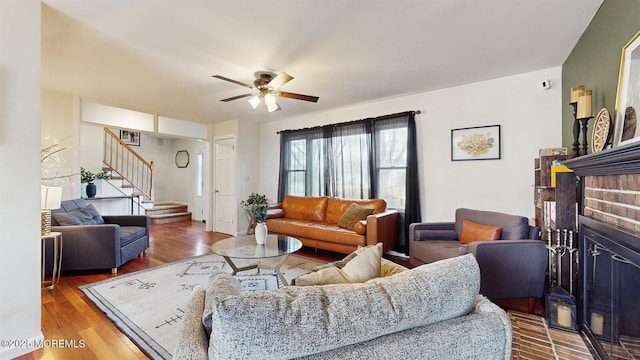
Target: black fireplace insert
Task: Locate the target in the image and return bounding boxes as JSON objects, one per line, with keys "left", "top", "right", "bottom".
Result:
{"left": 579, "top": 216, "right": 640, "bottom": 359}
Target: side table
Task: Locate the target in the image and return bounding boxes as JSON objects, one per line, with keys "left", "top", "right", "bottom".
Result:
{"left": 41, "top": 231, "right": 63, "bottom": 290}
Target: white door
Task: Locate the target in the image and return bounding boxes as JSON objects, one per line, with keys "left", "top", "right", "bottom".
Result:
{"left": 193, "top": 147, "right": 206, "bottom": 222}
{"left": 214, "top": 137, "right": 236, "bottom": 235}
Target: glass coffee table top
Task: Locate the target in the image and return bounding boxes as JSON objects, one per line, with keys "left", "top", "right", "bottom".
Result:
{"left": 210, "top": 234, "right": 303, "bottom": 286}
{"left": 211, "top": 234, "right": 302, "bottom": 259}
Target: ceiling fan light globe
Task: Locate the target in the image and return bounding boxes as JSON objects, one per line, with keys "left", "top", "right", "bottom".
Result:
{"left": 248, "top": 95, "right": 261, "bottom": 109}
{"left": 267, "top": 103, "right": 281, "bottom": 112}
{"left": 264, "top": 93, "right": 277, "bottom": 106}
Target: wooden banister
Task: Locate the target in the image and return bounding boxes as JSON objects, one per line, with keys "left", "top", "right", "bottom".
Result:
{"left": 103, "top": 128, "right": 153, "bottom": 200}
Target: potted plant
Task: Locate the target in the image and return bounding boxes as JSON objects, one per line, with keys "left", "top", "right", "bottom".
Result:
{"left": 241, "top": 192, "right": 269, "bottom": 244}
{"left": 81, "top": 167, "right": 111, "bottom": 198}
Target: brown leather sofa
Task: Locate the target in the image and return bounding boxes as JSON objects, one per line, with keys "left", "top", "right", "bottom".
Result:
{"left": 266, "top": 195, "right": 398, "bottom": 254}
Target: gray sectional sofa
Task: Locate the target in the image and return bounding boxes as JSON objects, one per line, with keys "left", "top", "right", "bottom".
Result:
{"left": 173, "top": 254, "right": 512, "bottom": 359}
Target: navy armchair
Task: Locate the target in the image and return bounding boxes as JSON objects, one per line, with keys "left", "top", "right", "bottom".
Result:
{"left": 50, "top": 199, "right": 149, "bottom": 274}
{"left": 409, "top": 208, "right": 547, "bottom": 312}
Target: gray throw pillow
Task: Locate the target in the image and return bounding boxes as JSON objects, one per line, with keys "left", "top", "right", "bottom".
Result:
{"left": 52, "top": 204, "right": 104, "bottom": 225}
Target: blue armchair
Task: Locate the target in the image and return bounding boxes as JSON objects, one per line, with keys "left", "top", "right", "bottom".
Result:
{"left": 50, "top": 199, "right": 150, "bottom": 274}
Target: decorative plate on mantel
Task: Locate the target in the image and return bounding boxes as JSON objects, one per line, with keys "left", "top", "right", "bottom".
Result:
{"left": 591, "top": 108, "right": 611, "bottom": 153}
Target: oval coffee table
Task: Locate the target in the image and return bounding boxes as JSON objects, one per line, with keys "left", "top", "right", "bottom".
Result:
{"left": 211, "top": 234, "right": 302, "bottom": 286}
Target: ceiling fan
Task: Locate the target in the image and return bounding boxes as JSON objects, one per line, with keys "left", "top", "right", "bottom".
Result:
{"left": 213, "top": 71, "right": 319, "bottom": 112}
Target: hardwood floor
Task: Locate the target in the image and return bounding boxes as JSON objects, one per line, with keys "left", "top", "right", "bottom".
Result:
{"left": 17, "top": 220, "right": 531, "bottom": 359}
{"left": 19, "top": 221, "right": 226, "bottom": 360}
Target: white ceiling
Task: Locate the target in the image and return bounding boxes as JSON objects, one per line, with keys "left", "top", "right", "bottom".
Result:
{"left": 41, "top": 0, "right": 603, "bottom": 125}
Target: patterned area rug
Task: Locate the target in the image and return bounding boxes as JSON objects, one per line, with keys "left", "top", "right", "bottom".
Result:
{"left": 79, "top": 253, "right": 326, "bottom": 360}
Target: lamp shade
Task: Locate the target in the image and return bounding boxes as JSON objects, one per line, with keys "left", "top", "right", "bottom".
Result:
{"left": 41, "top": 186, "right": 62, "bottom": 210}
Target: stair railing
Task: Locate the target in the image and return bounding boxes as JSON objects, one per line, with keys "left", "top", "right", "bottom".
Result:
{"left": 103, "top": 127, "right": 153, "bottom": 200}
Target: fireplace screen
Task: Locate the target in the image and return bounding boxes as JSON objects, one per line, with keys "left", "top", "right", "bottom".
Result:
{"left": 580, "top": 217, "right": 640, "bottom": 359}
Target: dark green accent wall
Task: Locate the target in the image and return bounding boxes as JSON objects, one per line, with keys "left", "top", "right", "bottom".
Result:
{"left": 562, "top": 0, "right": 640, "bottom": 152}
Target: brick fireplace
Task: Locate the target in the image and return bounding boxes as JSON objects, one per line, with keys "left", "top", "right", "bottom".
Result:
{"left": 564, "top": 143, "right": 640, "bottom": 360}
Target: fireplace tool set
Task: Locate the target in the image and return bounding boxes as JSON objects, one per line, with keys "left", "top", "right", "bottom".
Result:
{"left": 544, "top": 228, "right": 579, "bottom": 331}
{"left": 545, "top": 228, "right": 579, "bottom": 294}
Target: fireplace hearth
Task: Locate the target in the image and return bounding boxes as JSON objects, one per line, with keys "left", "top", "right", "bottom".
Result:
{"left": 579, "top": 216, "right": 640, "bottom": 359}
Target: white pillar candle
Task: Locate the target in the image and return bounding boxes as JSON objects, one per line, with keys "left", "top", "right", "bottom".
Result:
{"left": 577, "top": 90, "right": 593, "bottom": 118}
{"left": 570, "top": 85, "right": 584, "bottom": 103}
{"left": 591, "top": 312, "right": 604, "bottom": 336}
{"left": 557, "top": 305, "right": 573, "bottom": 328}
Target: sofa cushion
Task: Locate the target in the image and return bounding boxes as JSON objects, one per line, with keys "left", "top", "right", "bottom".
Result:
{"left": 411, "top": 240, "right": 463, "bottom": 264}
{"left": 266, "top": 218, "right": 366, "bottom": 246}
{"left": 206, "top": 254, "right": 480, "bottom": 359}
{"left": 295, "top": 243, "right": 382, "bottom": 285}
{"left": 459, "top": 219, "right": 502, "bottom": 244}
{"left": 119, "top": 226, "right": 147, "bottom": 246}
{"left": 325, "top": 197, "right": 386, "bottom": 224}
{"left": 337, "top": 203, "right": 374, "bottom": 230}
{"left": 455, "top": 208, "right": 530, "bottom": 240}
{"left": 282, "top": 195, "right": 328, "bottom": 222}
{"left": 52, "top": 204, "right": 105, "bottom": 226}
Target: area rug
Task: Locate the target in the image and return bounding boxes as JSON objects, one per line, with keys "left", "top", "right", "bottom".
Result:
{"left": 79, "top": 253, "right": 327, "bottom": 360}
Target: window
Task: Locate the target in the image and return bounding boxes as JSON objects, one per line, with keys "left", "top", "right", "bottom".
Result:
{"left": 375, "top": 124, "right": 407, "bottom": 209}
{"left": 278, "top": 114, "right": 409, "bottom": 209}
{"left": 277, "top": 111, "right": 421, "bottom": 253}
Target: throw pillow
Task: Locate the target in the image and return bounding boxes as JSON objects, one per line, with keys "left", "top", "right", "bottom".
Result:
{"left": 295, "top": 243, "right": 382, "bottom": 285}
{"left": 80, "top": 203, "right": 105, "bottom": 224}
{"left": 52, "top": 204, "right": 105, "bottom": 226}
{"left": 337, "top": 203, "right": 374, "bottom": 230}
{"left": 459, "top": 219, "right": 502, "bottom": 244}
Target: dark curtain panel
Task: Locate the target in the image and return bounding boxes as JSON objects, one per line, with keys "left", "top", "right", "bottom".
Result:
{"left": 277, "top": 132, "right": 287, "bottom": 202}
{"left": 404, "top": 113, "right": 421, "bottom": 254}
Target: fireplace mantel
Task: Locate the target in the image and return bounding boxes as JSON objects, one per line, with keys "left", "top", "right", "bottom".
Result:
{"left": 564, "top": 142, "right": 640, "bottom": 176}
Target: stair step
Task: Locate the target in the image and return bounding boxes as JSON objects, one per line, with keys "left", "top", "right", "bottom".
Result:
{"left": 149, "top": 212, "right": 192, "bottom": 224}
{"left": 146, "top": 203, "right": 189, "bottom": 216}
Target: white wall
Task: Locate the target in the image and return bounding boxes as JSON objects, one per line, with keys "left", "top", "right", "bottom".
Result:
{"left": 41, "top": 90, "right": 81, "bottom": 199}
{"left": 260, "top": 67, "right": 563, "bottom": 222}
{"left": 0, "top": 1, "right": 44, "bottom": 358}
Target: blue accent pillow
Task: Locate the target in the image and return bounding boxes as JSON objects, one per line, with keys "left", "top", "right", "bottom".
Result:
{"left": 52, "top": 204, "right": 105, "bottom": 225}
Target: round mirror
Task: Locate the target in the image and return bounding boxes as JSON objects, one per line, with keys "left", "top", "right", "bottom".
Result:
{"left": 175, "top": 150, "right": 190, "bottom": 168}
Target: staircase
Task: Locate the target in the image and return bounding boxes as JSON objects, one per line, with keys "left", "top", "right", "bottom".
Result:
{"left": 146, "top": 203, "right": 192, "bottom": 224}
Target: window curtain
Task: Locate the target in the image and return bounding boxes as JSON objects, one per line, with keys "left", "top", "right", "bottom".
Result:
{"left": 403, "top": 113, "right": 421, "bottom": 254}
{"left": 324, "top": 122, "right": 372, "bottom": 199}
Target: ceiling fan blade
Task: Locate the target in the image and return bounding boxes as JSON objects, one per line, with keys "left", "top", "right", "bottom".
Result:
{"left": 279, "top": 91, "right": 319, "bottom": 103}
{"left": 212, "top": 75, "right": 253, "bottom": 89}
{"left": 220, "top": 93, "right": 253, "bottom": 102}
{"left": 267, "top": 72, "right": 294, "bottom": 90}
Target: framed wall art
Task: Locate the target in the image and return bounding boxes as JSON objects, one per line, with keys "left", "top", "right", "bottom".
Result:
{"left": 451, "top": 124, "right": 501, "bottom": 161}
{"left": 613, "top": 30, "right": 640, "bottom": 147}
{"left": 120, "top": 130, "right": 141, "bottom": 146}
